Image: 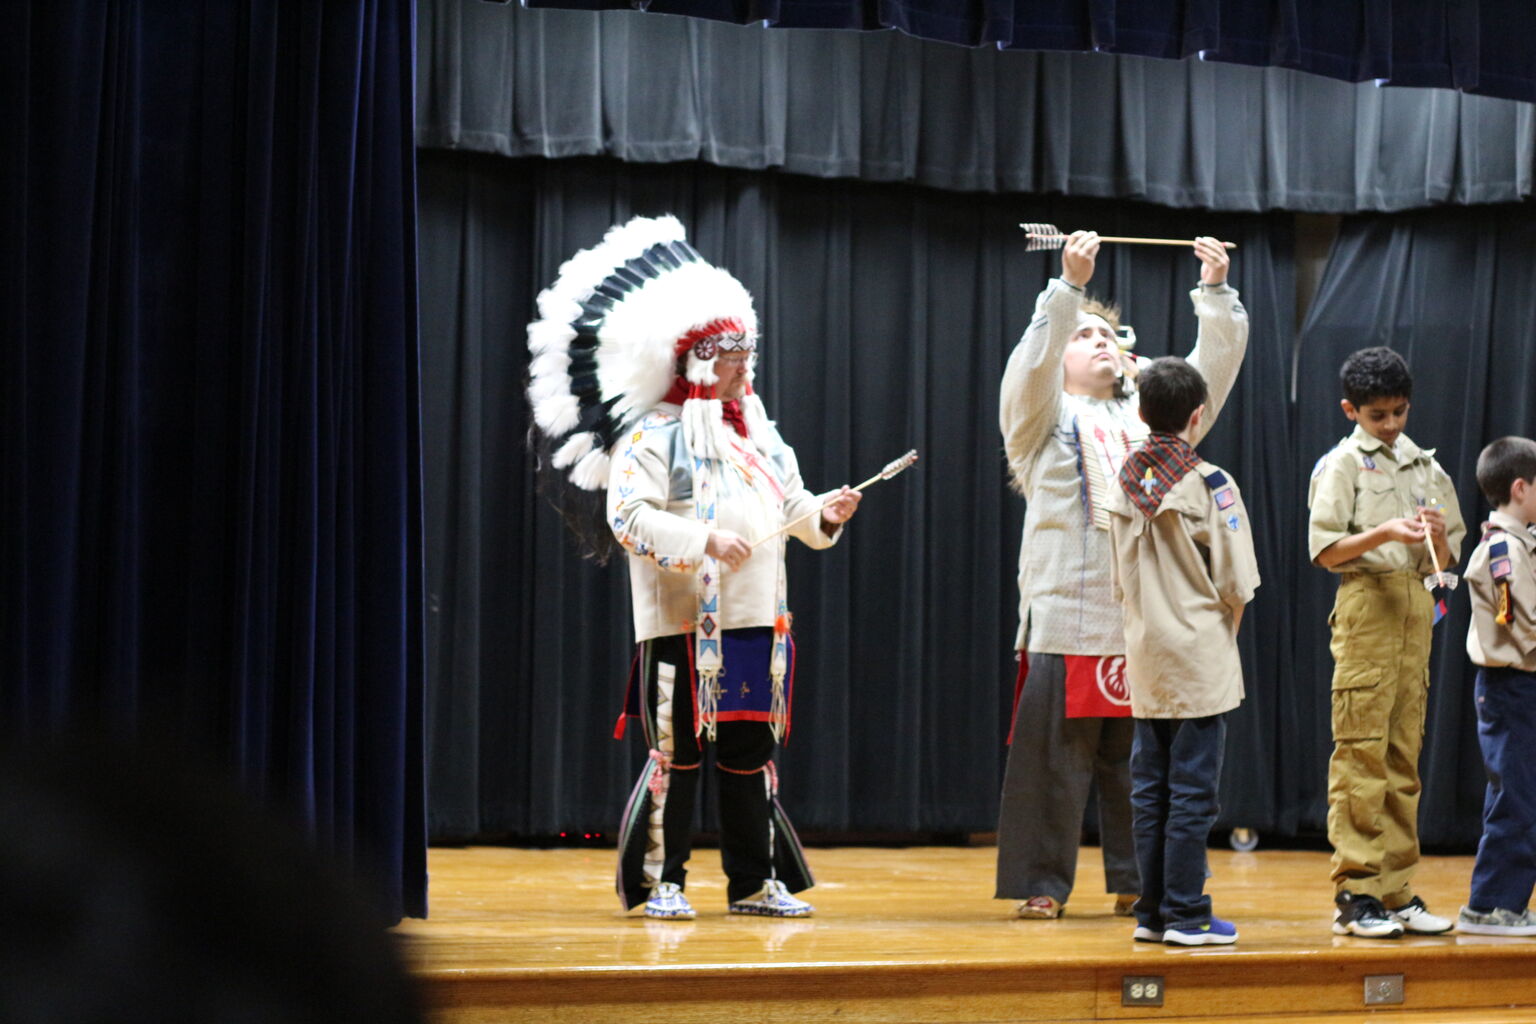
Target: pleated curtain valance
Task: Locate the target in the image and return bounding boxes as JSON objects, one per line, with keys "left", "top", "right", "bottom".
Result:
{"left": 515, "top": 0, "right": 1536, "bottom": 105}
{"left": 419, "top": 0, "right": 1536, "bottom": 212}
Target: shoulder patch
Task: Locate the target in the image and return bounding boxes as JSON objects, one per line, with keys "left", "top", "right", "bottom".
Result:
{"left": 1311, "top": 453, "right": 1329, "bottom": 479}
{"left": 1226, "top": 513, "right": 1241, "bottom": 532}
{"left": 1201, "top": 468, "right": 1228, "bottom": 489}
{"left": 1214, "top": 487, "right": 1236, "bottom": 510}
{"left": 1491, "top": 556, "right": 1513, "bottom": 581}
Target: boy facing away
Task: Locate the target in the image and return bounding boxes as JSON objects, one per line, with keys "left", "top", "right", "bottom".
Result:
{"left": 1459, "top": 437, "right": 1536, "bottom": 936}
{"left": 1108, "top": 357, "right": 1260, "bottom": 946}
{"left": 1307, "top": 346, "right": 1467, "bottom": 938}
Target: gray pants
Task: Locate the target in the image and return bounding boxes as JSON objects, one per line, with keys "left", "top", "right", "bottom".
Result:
{"left": 995, "top": 652, "right": 1139, "bottom": 902}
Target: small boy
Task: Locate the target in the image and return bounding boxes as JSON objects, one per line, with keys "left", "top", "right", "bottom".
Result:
{"left": 1307, "top": 346, "right": 1467, "bottom": 938}
{"left": 1108, "top": 357, "right": 1260, "bottom": 946}
{"left": 1458, "top": 436, "right": 1536, "bottom": 935}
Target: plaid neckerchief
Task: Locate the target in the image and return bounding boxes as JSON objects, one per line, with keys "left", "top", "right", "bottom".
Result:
{"left": 1118, "top": 432, "right": 1203, "bottom": 519}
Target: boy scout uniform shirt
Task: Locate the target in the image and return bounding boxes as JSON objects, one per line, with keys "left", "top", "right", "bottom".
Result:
{"left": 1307, "top": 425, "right": 1466, "bottom": 574}
{"left": 1466, "top": 510, "right": 1536, "bottom": 672}
{"left": 1107, "top": 463, "right": 1261, "bottom": 719}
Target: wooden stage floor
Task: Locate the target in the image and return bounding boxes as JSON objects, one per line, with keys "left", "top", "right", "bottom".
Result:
{"left": 395, "top": 845, "right": 1536, "bottom": 1024}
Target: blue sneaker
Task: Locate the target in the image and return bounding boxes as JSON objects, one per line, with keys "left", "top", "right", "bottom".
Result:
{"left": 1164, "top": 916, "right": 1237, "bottom": 946}
{"left": 1133, "top": 924, "right": 1164, "bottom": 943}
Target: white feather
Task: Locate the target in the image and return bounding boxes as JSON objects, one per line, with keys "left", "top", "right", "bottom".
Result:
{"left": 570, "top": 448, "right": 612, "bottom": 491}
{"left": 552, "top": 431, "right": 596, "bottom": 469}
{"left": 684, "top": 350, "right": 718, "bottom": 386}
{"left": 529, "top": 348, "right": 572, "bottom": 382}
{"left": 527, "top": 319, "right": 576, "bottom": 357}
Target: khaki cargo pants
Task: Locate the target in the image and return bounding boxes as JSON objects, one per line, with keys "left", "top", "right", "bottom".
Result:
{"left": 1326, "top": 571, "right": 1433, "bottom": 904}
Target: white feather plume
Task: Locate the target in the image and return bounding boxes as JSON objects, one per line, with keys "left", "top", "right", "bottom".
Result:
{"left": 552, "top": 431, "right": 596, "bottom": 469}
{"left": 570, "top": 448, "right": 612, "bottom": 491}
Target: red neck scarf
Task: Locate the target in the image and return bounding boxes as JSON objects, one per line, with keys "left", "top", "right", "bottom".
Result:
{"left": 662, "top": 377, "right": 749, "bottom": 438}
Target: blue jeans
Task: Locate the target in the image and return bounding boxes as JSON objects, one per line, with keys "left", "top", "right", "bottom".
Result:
{"left": 1131, "top": 715, "right": 1226, "bottom": 930}
{"left": 1469, "top": 668, "right": 1536, "bottom": 913}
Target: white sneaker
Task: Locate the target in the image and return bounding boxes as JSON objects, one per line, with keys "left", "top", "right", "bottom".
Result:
{"left": 643, "top": 881, "right": 696, "bottom": 919}
{"left": 1457, "top": 906, "right": 1536, "bottom": 936}
{"left": 1389, "top": 896, "right": 1453, "bottom": 935}
{"left": 729, "top": 878, "right": 814, "bottom": 917}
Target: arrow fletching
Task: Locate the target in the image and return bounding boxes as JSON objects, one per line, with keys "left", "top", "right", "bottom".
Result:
{"left": 1019, "top": 222, "right": 1067, "bottom": 252}
{"left": 880, "top": 450, "right": 919, "bottom": 480}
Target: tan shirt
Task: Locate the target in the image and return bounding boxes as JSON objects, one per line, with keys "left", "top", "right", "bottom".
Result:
{"left": 1465, "top": 510, "right": 1536, "bottom": 672}
{"left": 607, "top": 405, "right": 840, "bottom": 642}
{"left": 1307, "top": 425, "right": 1466, "bottom": 574}
{"left": 1108, "top": 462, "right": 1261, "bottom": 719}
{"left": 1000, "top": 278, "right": 1249, "bottom": 654}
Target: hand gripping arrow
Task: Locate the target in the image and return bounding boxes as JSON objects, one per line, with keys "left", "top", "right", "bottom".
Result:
{"left": 1019, "top": 222, "right": 1237, "bottom": 252}
{"left": 751, "top": 449, "right": 919, "bottom": 548}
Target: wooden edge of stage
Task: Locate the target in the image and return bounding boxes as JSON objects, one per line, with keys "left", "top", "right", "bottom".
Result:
{"left": 401, "top": 846, "right": 1536, "bottom": 1024}
{"left": 413, "top": 949, "right": 1536, "bottom": 1024}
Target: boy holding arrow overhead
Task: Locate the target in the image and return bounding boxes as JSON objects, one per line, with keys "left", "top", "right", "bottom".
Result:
{"left": 996, "top": 229, "right": 1249, "bottom": 920}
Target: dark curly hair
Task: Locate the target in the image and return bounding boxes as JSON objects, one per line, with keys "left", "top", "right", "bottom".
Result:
{"left": 1339, "top": 346, "right": 1412, "bottom": 407}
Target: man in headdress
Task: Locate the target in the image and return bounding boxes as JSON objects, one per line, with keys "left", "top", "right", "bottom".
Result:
{"left": 996, "top": 230, "right": 1248, "bottom": 919}
{"left": 528, "top": 215, "right": 860, "bottom": 920}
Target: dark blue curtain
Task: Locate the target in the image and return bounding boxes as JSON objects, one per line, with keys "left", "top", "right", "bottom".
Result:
{"left": 520, "top": 0, "right": 1536, "bottom": 103}
{"left": 1, "top": 2, "right": 427, "bottom": 920}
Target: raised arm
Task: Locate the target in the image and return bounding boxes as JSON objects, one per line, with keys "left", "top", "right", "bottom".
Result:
{"left": 1184, "top": 237, "right": 1250, "bottom": 444}
{"left": 1000, "top": 231, "right": 1099, "bottom": 489}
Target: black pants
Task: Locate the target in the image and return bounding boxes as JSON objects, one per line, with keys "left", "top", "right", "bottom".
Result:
{"left": 646, "top": 633, "right": 777, "bottom": 903}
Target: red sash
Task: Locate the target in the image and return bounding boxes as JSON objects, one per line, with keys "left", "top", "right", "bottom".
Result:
{"left": 1008, "top": 652, "right": 1132, "bottom": 743}
{"left": 1064, "top": 655, "right": 1132, "bottom": 718}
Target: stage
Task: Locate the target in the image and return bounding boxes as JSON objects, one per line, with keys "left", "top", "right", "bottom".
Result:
{"left": 394, "top": 845, "right": 1536, "bottom": 1023}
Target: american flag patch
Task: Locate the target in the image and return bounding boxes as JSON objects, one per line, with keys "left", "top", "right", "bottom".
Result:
{"left": 1215, "top": 488, "right": 1235, "bottom": 510}
{"left": 1491, "top": 557, "right": 1513, "bottom": 580}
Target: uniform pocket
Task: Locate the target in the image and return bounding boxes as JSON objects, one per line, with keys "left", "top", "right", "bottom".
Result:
{"left": 1331, "top": 664, "right": 1389, "bottom": 742}
{"left": 1352, "top": 473, "right": 1397, "bottom": 527}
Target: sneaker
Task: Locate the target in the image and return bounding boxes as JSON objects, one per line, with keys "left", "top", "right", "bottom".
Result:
{"left": 1332, "top": 891, "right": 1404, "bottom": 938}
{"left": 1457, "top": 906, "right": 1536, "bottom": 936}
{"left": 1164, "top": 916, "right": 1238, "bottom": 946}
{"left": 729, "top": 879, "right": 814, "bottom": 918}
{"left": 1114, "top": 894, "right": 1138, "bottom": 918}
{"left": 1388, "top": 896, "right": 1453, "bottom": 935}
{"left": 1132, "top": 924, "right": 1164, "bottom": 943}
{"left": 1016, "top": 895, "right": 1063, "bottom": 919}
{"left": 644, "top": 881, "right": 696, "bottom": 920}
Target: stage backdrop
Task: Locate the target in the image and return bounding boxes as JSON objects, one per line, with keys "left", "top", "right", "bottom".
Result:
{"left": 417, "top": 0, "right": 1536, "bottom": 212}
{"left": 421, "top": 152, "right": 1536, "bottom": 851}
{"left": 417, "top": 150, "right": 1306, "bottom": 841}
{"left": 2, "top": 2, "right": 426, "bottom": 920}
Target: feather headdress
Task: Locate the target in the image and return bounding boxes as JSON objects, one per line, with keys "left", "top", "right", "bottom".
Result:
{"left": 527, "top": 215, "right": 759, "bottom": 492}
